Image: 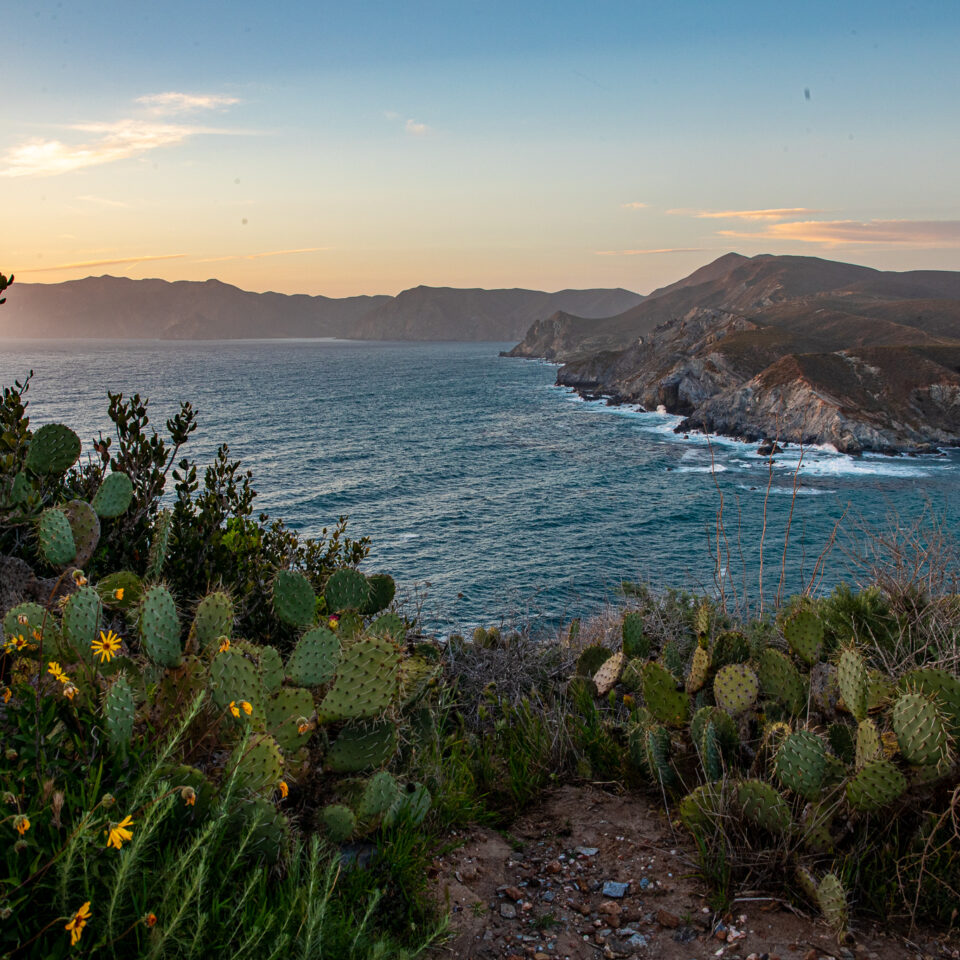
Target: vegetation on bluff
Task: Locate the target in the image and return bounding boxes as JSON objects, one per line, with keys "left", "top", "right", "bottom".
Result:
{"left": 0, "top": 269, "right": 958, "bottom": 955}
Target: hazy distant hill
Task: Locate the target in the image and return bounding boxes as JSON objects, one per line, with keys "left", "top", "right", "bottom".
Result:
{"left": 0, "top": 276, "right": 643, "bottom": 342}
{"left": 506, "top": 253, "right": 960, "bottom": 454}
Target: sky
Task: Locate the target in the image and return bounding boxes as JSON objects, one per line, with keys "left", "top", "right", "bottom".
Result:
{"left": 2, "top": 0, "right": 959, "bottom": 297}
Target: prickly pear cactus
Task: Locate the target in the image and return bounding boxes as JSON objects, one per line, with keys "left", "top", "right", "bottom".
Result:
{"left": 359, "top": 771, "right": 402, "bottom": 820}
{"left": 234, "top": 797, "right": 289, "bottom": 862}
{"left": 854, "top": 718, "right": 881, "bottom": 769}
{"left": 845, "top": 758, "right": 906, "bottom": 811}
{"left": 265, "top": 687, "right": 315, "bottom": 753}
{"left": 385, "top": 783, "right": 432, "bottom": 827}
{"left": 210, "top": 648, "right": 261, "bottom": 715}
{"left": 272, "top": 569, "right": 316, "bottom": 627}
{"left": 713, "top": 663, "right": 759, "bottom": 715}
{"left": 91, "top": 470, "right": 134, "bottom": 519}
{"left": 700, "top": 721, "right": 724, "bottom": 780}
{"left": 827, "top": 722, "right": 855, "bottom": 764}
{"left": 139, "top": 585, "right": 181, "bottom": 668}
{"left": 370, "top": 612, "right": 405, "bottom": 642}
{"left": 892, "top": 692, "right": 953, "bottom": 768}
{"left": 146, "top": 508, "right": 173, "bottom": 582}
{"left": 678, "top": 782, "right": 725, "bottom": 831}
{"left": 192, "top": 591, "right": 234, "bottom": 651}
{"left": 62, "top": 586, "right": 102, "bottom": 665}
{"left": 686, "top": 643, "right": 711, "bottom": 694}
{"left": 644, "top": 724, "right": 676, "bottom": 787}
{"left": 361, "top": 573, "right": 395, "bottom": 615}
{"left": 96, "top": 571, "right": 143, "bottom": 610}
{"left": 757, "top": 648, "right": 806, "bottom": 716}
{"left": 837, "top": 647, "right": 868, "bottom": 721}
{"left": 576, "top": 645, "right": 612, "bottom": 678}
{"left": 690, "top": 706, "right": 737, "bottom": 756}
{"left": 285, "top": 626, "right": 339, "bottom": 686}
{"left": 593, "top": 651, "right": 624, "bottom": 696}
{"left": 661, "top": 640, "right": 686, "bottom": 680}
{"left": 712, "top": 630, "right": 750, "bottom": 668}
{"left": 37, "top": 507, "right": 76, "bottom": 566}
{"left": 641, "top": 661, "right": 690, "bottom": 726}
{"left": 324, "top": 568, "right": 370, "bottom": 613}
{"left": 621, "top": 612, "right": 649, "bottom": 660}
{"left": 104, "top": 673, "right": 136, "bottom": 746}
{"left": 782, "top": 608, "right": 823, "bottom": 666}
{"left": 816, "top": 873, "right": 848, "bottom": 936}
{"left": 232, "top": 640, "right": 283, "bottom": 695}
{"left": 25, "top": 423, "right": 81, "bottom": 475}
{"left": 317, "top": 634, "right": 401, "bottom": 722}
{"left": 232, "top": 734, "right": 284, "bottom": 796}
{"left": 736, "top": 779, "right": 792, "bottom": 835}
{"left": 899, "top": 668, "right": 960, "bottom": 733}
{"left": 326, "top": 721, "right": 398, "bottom": 773}
{"left": 775, "top": 730, "right": 828, "bottom": 799}
{"left": 63, "top": 500, "right": 100, "bottom": 567}
{"left": 4, "top": 601, "right": 63, "bottom": 655}
{"left": 320, "top": 804, "right": 356, "bottom": 842}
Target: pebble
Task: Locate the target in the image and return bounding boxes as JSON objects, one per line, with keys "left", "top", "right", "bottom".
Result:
{"left": 577, "top": 847, "right": 599, "bottom": 857}
{"left": 500, "top": 903, "right": 517, "bottom": 919}
{"left": 601, "top": 880, "right": 629, "bottom": 898}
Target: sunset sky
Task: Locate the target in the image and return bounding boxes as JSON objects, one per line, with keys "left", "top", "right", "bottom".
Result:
{"left": 3, "top": 0, "right": 959, "bottom": 297}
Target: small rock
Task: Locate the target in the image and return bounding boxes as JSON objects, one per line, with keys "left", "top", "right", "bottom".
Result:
{"left": 602, "top": 881, "right": 629, "bottom": 898}
{"left": 546, "top": 860, "right": 562, "bottom": 874}
{"left": 500, "top": 903, "right": 518, "bottom": 919}
{"left": 599, "top": 901, "right": 622, "bottom": 917}
{"left": 504, "top": 886, "right": 525, "bottom": 902}
{"left": 627, "top": 933, "right": 648, "bottom": 949}
{"left": 542, "top": 890, "right": 555, "bottom": 902}
{"left": 657, "top": 908, "right": 682, "bottom": 929}
{"left": 577, "top": 847, "right": 599, "bottom": 857}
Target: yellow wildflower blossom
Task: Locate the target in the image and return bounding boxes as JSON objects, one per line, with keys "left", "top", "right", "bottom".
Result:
{"left": 2, "top": 688, "right": 11, "bottom": 704}
{"left": 32, "top": 628, "right": 42, "bottom": 642}
{"left": 145, "top": 912, "right": 157, "bottom": 927}
{"left": 278, "top": 780, "right": 289, "bottom": 799}
{"left": 181, "top": 786, "right": 196, "bottom": 807}
{"left": 240, "top": 700, "right": 253, "bottom": 716}
{"left": 105, "top": 815, "right": 134, "bottom": 850}
{"left": 65, "top": 902, "right": 91, "bottom": 946}
{"left": 113, "top": 588, "right": 124, "bottom": 601}
{"left": 91, "top": 630, "right": 122, "bottom": 664}
{"left": 218, "top": 637, "right": 231, "bottom": 653}
{"left": 14, "top": 815, "right": 29, "bottom": 836}
{"left": 62, "top": 683, "right": 78, "bottom": 701}
{"left": 228, "top": 701, "right": 240, "bottom": 718}
{"left": 6, "top": 635, "right": 29, "bottom": 653}
{"left": 48, "top": 662, "right": 67, "bottom": 683}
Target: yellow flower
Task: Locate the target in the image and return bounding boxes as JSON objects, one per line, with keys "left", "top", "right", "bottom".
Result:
{"left": 62, "top": 683, "right": 78, "bottom": 701}
{"left": 105, "top": 815, "right": 134, "bottom": 850}
{"left": 228, "top": 701, "right": 240, "bottom": 718}
{"left": 91, "top": 630, "right": 122, "bottom": 664}
{"left": 240, "top": 700, "right": 253, "bottom": 716}
{"left": 48, "top": 662, "right": 67, "bottom": 683}
{"left": 297, "top": 717, "right": 313, "bottom": 735}
{"left": 6, "top": 634, "right": 28, "bottom": 653}
{"left": 71, "top": 569, "right": 86, "bottom": 585}
{"left": 277, "top": 780, "right": 289, "bottom": 799}
{"left": 113, "top": 588, "right": 124, "bottom": 601}
{"left": 14, "top": 815, "right": 29, "bottom": 836}
{"left": 328, "top": 615, "right": 340, "bottom": 630}
{"left": 144, "top": 912, "right": 157, "bottom": 927}
{"left": 2, "top": 688, "right": 10, "bottom": 704}
{"left": 32, "top": 628, "right": 42, "bottom": 642}
{"left": 65, "top": 901, "right": 91, "bottom": 946}
{"left": 181, "top": 786, "right": 196, "bottom": 807}
{"left": 218, "top": 637, "right": 230, "bottom": 653}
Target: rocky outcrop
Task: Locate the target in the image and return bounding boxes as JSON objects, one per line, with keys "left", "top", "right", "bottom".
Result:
{"left": 510, "top": 253, "right": 960, "bottom": 454}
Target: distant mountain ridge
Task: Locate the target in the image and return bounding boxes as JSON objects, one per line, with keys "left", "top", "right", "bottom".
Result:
{"left": 0, "top": 276, "right": 643, "bottom": 342}
{"left": 506, "top": 253, "right": 960, "bottom": 454}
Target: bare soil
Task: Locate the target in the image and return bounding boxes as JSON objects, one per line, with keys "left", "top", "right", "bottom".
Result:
{"left": 428, "top": 785, "right": 957, "bottom": 960}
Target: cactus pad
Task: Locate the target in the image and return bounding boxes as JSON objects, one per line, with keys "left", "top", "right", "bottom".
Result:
{"left": 855, "top": 718, "right": 881, "bottom": 769}
{"left": 641, "top": 661, "right": 690, "bottom": 726}
{"left": 837, "top": 647, "right": 868, "bottom": 721}
{"left": 593, "top": 651, "right": 624, "bottom": 696}
{"left": 678, "top": 782, "right": 725, "bottom": 831}
{"left": 816, "top": 873, "right": 847, "bottom": 936}
{"left": 621, "top": 612, "right": 649, "bottom": 659}
{"left": 96, "top": 571, "right": 142, "bottom": 611}
{"left": 370, "top": 612, "right": 405, "bottom": 642}
{"left": 694, "top": 602, "right": 710, "bottom": 638}
{"left": 575, "top": 645, "right": 612, "bottom": 678}
{"left": 323, "top": 568, "right": 370, "bottom": 613}
{"left": 63, "top": 500, "right": 100, "bottom": 567}
{"left": 775, "top": 730, "right": 828, "bottom": 799}
{"left": 320, "top": 804, "right": 356, "bottom": 842}
{"left": 736, "top": 779, "right": 792, "bottom": 835}
{"left": 272, "top": 569, "right": 316, "bottom": 627}
{"left": 62, "top": 586, "right": 102, "bottom": 665}
{"left": 146, "top": 509, "right": 172, "bottom": 581}
{"left": 37, "top": 508, "right": 76, "bottom": 566}
{"left": 209, "top": 648, "right": 261, "bottom": 714}
{"left": 92, "top": 471, "right": 134, "bottom": 519}
{"left": 712, "top": 630, "right": 750, "bottom": 668}
{"left": 644, "top": 724, "right": 676, "bottom": 787}
{"left": 326, "top": 721, "right": 398, "bottom": 772}
{"left": 686, "top": 644, "right": 711, "bottom": 693}
{"left": 285, "top": 626, "right": 339, "bottom": 686}
{"left": 232, "top": 640, "right": 283, "bottom": 695}
{"left": 4, "top": 601, "right": 62, "bottom": 656}
{"left": 25, "top": 423, "right": 81, "bottom": 475}
{"left": 139, "top": 585, "right": 181, "bottom": 668}
{"left": 757, "top": 648, "right": 806, "bottom": 715}
{"left": 398, "top": 654, "right": 439, "bottom": 705}
{"left": 359, "top": 771, "right": 402, "bottom": 820}
{"left": 361, "top": 573, "right": 395, "bottom": 615}
{"left": 105, "top": 673, "right": 136, "bottom": 746}
{"left": 845, "top": 758, "right": 906, "bottom": 811}
{"left": 892, "top": 692, "right": 953, "bottom": 767}
{"left": 690, "top": 706, "right": 738, "bottom": 755}
{"left": 9, "top": 471, "right": 34, "bottom": 506}
{"left": 782, "top": 608, "right": 823, "bottom": 665}
{"left": 318, "top": 635, "right": 401, "bottom": 722}
{"left": 899, "top": 668, "right": 960, "bottom": 733}
{"left": 232, "top": 734, "right": 284, "bottom": 796}
{"left": 265, "top": 687, "right": 315, "bottom": 753}
{"left": 713, "top": 663, "right": 759, "bottom": 715}
{"left": 192, "top": 591, "right": 234, "bottom": 651}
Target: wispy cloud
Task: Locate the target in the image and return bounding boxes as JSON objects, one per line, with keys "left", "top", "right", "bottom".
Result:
{"left": 595, "top": 247, "right": 705, "bottom": 256}
{"left": 405, "top": 118, "right": 430, "bottom": 136}
{"left": 716, "top": 219, "right": 960, "bottom": 247}
{"left": 135, "top": 92, "right": 241, "bottom": 115}
{"left": 76, "top": 194, "right": 131, "bottom": 208}
{"left": 194, "top": 247, "right": 329, "bottom": 263}
{"left": 622, "top": 201, "right": 648, "bottom": 209}
{"left": 1, "top": 93, "right": 246, "bottom": 178}
{"left": 19, "top": 254, "right": 186, "bottom": 273}
{"left": 669, "top": 207, "right": 822, "bottom": 221}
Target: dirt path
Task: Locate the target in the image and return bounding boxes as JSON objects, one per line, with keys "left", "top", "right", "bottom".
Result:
{"left": 428, "top": 785, "right": 955, "bottom": 960}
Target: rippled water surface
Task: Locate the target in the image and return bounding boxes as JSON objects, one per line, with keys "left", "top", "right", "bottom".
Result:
{"left": 3, "top": 340, "right": 959, "bottom": 630}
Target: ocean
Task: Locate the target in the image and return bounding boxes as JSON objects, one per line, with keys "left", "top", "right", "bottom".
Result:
{"left": 3, "top": 339, "right": 959, "bottom": 632}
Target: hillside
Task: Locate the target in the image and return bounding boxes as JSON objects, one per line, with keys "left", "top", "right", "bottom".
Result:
{"left": 506, "top": 253, "right": 960, "bottom": 454}
{"left": 0, "top": 276, "right": 643, "bottom": 342}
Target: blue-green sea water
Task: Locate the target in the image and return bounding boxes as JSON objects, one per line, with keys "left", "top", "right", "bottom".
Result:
{"left": 2, "top": 340, "right": 959, "bottom": 631}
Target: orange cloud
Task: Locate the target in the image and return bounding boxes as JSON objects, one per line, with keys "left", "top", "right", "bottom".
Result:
{"left": 622, "top": 201, "right": 648, "bottom": 209}
{"left": 669, "top": 207, "right": 822, "bottom": 220}
{"left": 595, "top": 247, "right": 705, "bottom": 256}
{"left": 717, "top": 219, "right": 960, "bottom": 247}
